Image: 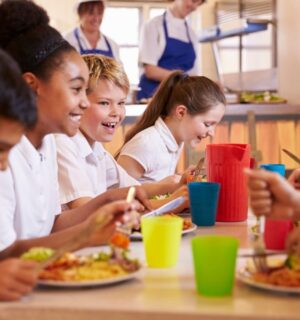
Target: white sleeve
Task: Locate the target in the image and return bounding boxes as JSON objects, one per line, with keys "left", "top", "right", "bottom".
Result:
{"left": 120, "top": 133, "right": 157, "bottom": 174}
{"left": 64, "top": 29, "right": 80, "bottom": 53}
{"left": 0, "top": 168, "right": 17, "bottom": 250}
{"left": 139, "top": 18, "right": 164, "bottom": 66}
{"left": 105, "top": 154, "right": 140, "bottom": 189}
{"left": 55, "top": 136, "right": 95, "bottom": 205}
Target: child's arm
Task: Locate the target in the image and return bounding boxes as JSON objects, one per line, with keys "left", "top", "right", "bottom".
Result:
{"left": 117, "top": 155, "right": 145, "bottom": 180}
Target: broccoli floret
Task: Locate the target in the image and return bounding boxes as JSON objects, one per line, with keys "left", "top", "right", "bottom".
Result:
{"left": 21, "top": 247, "right": 54, "bottom": 262}
{"left": 285, "top": 254, "right": 300, "bottom": 270}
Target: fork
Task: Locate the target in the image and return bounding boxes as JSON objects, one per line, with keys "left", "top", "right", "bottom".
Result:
{"left": 251, "top": 216, "right": 269, "bottom": 273}
{"left": 193, "top": 157, "right": 205, "bottom": 182}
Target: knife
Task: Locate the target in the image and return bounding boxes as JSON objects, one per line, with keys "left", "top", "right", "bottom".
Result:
{"left": 282, "top": 148, "right": 300, "bottom": 165}
{"left": 142, "top": 196, "right": 185, "bottom": 218}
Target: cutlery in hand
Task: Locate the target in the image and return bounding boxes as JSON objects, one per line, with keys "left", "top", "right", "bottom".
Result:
{"left": 142, "top": 196, "right": 185, "bottom": 218}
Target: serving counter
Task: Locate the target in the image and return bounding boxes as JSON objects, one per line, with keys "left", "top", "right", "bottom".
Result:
{"left": 105, "top": 103, "right": 300, "bottom": 170}
{"left": 0, "top": 220, "right": 299, "bottom": 320}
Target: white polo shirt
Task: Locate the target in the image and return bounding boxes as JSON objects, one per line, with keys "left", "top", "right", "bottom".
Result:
{"left": 0, "top": 135, "right": 61, "bottom": 251}
{"left": 119, "top": 117, "right": 184, "bottom": 184}
{"left": 139, "top": 9, "right": 200, "bottom": 76}
{"left": 64, "top": 27, "right": 120, "bottom": 61}
{"left": 55, "top": 131, "right": 139, "bottom": 206}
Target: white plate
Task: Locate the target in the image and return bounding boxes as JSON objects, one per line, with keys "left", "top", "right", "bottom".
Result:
{"left": 130, "top": 223, "right": 197, "bottom": 241}
{"left": 38, "top": 270, "right": 140, "bottom": 288}
{"left": 236, "top": 267, "right": 300, "bottom": 295}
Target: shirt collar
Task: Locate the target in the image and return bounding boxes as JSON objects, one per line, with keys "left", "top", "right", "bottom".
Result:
{"left": 77, "top": 27, "right": 102, "bottom": 49}
{"left": 17, "top": 135, "right": 49, "bottom": 169}
{"left": 154, "top": 117, "right": 182, "bottom": 153}
{"left": 75, "top": 131, "right": 106, "bottom": 164}
{"left": 166, "top": 8, "right": 188, "bottom": 25}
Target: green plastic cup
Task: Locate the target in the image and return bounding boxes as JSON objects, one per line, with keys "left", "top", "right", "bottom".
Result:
{"left": 191, "top": 235, "right": 239, "bottom": 296}
{"left": 141, "top": 216, "right": 183, "bottom": 268}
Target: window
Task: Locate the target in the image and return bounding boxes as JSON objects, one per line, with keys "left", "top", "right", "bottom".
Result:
{"left": 102, "top": 4, "right": 167, "bottom": 85}
{"left": 102, "top": 7, "right": 140, "bottom": 84}
{"left": 216, "top": 0, "right": 276, "bottom": 74}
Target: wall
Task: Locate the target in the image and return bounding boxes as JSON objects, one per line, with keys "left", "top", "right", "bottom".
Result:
{"left": 277, "top": 0, "right": 300, "bottom": 104}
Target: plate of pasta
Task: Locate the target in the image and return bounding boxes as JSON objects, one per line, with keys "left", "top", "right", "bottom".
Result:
{"left": 237, "top": 255, "right": 300, "bottom": 294}
{"left": 22, "top": 247, "right": 141, "bottom": 288}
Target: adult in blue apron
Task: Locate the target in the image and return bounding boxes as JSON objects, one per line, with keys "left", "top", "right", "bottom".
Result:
{"left": 137, "top": 11, "right": 196, "bottom": 101}
{"left": 73, "top": 28, "right": 114, "bottom": 57}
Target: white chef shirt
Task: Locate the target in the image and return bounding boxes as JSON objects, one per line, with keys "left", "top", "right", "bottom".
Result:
{"left": 55, "top": 131, "right": 139, "bottom": 206}
{"left": 64, "top": 27, "right": 120, "bottom": 61}
{"left": 119, "top": 117, "right": 184, "bottom": 184}
{"left": 0, "top": 135, "right": 61, "bottom": 251}
{"left": 139, "top": 9, "right": 201, "bottom": 76}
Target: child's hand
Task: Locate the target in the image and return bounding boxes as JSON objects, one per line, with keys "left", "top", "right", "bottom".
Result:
{"left": 0, "top": 259, "right": 38, "bottom": 301}
{"left": 87, "top": 201, "right": 138, "bottom": 247}
{"left": 179, "top": 166, "right": 196, "bottom": 185}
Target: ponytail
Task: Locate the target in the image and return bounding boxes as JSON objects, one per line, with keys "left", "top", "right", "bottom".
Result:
{"left": 116, "top": 71, "right": 225, "bottom": 158}
{"left": 123, "top": 71, "right": 185, "bottom": 145}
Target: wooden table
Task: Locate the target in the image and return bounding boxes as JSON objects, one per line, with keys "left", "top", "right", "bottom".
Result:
{"left": 1, "top": 220, "right": 299, "bottom": 320}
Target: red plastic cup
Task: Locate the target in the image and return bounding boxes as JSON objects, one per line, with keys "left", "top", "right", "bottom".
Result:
{"left": 264, "top": 219, "right": 294, "bottom": 250}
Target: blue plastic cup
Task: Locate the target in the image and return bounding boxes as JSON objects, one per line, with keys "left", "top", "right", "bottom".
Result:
{"left": 188, "top": 182, "right": 220, "bottom": 227}
{"left": 260, "top": 164, "right": 285, "bottom": 177}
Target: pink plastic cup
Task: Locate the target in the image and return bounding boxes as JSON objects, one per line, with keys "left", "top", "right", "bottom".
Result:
{"left": 264, "top": 219, "right": 294, "bottom": 250}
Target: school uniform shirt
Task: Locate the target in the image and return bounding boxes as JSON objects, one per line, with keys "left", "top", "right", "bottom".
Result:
{"left": 64, "top": 27, "right": 120, "bottom": 60}
{"left": 55, "top": 131, "right": 139, "bottom": 206}
{"left": 0, "top": 135, "right": 61, "bottom": 251}
{"left": 138, "top": 10, "right": 200, "bottom": 99}
{"left": 119, "top": 117, "right": 184, "bottom": 184}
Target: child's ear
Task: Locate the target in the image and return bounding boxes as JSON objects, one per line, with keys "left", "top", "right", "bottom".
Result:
{"left": 175, "top": 104, "right": 188, "bottom": 120}
{"left": 22, "top": 72, "right": 40, "bottom": 95}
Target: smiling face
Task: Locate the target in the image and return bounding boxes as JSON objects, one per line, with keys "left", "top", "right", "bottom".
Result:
{"left": 80, "top": 79, "right": 127, "bottom": 145}
{"left": 0, "top": 117, "right": 24, "bottom": 170}
{"left": 35, "top": 51, "right": 90, "bottom": 137}
{"left": 173, "top": 102, "right": 225, "bottom": 145}
{"left": 79, "top": 3, "right": 104, "bottom": 33}
{"left": 173, "top": 0, "right": 205, "bottom": 18}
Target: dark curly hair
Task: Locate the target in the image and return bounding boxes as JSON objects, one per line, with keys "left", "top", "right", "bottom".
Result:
{"left": 0, "top": 49, "right": 37, "bottom": 128}
{"left": 0, "top": 0, "right": 76, "bottom": 80}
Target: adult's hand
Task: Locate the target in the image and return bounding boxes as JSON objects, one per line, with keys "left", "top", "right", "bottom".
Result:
{"left": 245, "top": 168, "right": 300, "bottom": 220}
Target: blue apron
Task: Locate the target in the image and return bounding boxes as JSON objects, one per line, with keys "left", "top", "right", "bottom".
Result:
{"left": 137, "top": 12, "right": 196, "bottom": 101}
{"left": 74, "top": 28, "right": 114, "bottom": 58}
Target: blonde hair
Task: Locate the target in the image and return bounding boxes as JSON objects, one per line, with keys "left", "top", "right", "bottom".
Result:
{"left": 82, "top": 54, "right": 130, "bottom": 95}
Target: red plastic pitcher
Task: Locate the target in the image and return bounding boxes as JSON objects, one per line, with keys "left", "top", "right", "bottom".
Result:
{"left": 206, "top": 144, "right": 250, "bottom": 222}
{"left": 264, "top": 219, "right": 294, "bottom": 250}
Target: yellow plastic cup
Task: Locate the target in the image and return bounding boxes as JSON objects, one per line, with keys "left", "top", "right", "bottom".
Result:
{"left": 141, "top": 216, "right": 183, "bottom": 268}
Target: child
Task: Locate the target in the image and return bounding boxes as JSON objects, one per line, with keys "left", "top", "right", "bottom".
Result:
{"left": 55, "top": 54, "right": 188, "bottom": 210}
{"left": 0, "top": 0, "right": 147, "bottom": 257}
{"left": 0, "top": 48, "right": 38, "bottom": 301}
{"left": 117, "top": 71, "right": 226, "bottom": 183}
